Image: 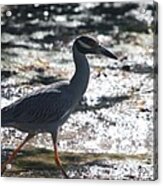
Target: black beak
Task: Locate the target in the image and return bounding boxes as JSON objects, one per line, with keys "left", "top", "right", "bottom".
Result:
{"left": 98, "top": 45, "right": 118, "bottom": 60}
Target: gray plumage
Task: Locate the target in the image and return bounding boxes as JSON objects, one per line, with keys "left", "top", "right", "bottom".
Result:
{"left": 2, "top": 81, "right": 74, "bottom": 133}
{"left": 2, "top": 36, "right": 117, "bottom": 134}
{"left": 1, "top": 35, "right": 118, "bottom": 177}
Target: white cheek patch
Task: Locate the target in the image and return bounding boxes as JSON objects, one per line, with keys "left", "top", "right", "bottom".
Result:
{"left": 78, "top": 40, "right": 92, "bottom": 49}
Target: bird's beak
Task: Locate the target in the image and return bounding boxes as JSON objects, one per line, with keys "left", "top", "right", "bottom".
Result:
{"left": 98, "top": 45, "right": 118, "bottom": 60}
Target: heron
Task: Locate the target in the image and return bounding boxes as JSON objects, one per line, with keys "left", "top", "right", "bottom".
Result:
{"left": 1, "top": 35, "right": 118, "bottom": 178}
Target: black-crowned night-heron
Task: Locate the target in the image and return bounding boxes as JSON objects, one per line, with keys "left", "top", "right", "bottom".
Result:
{"left": 1, "top": 35, "right": 118, "bottom": 178}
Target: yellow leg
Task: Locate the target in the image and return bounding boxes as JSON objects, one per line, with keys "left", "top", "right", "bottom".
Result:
{"left": 51, "top": 133, "right": 69, "bottom": 178}
{"left": 1, "top": 133, "right": 35, "bottom": 175}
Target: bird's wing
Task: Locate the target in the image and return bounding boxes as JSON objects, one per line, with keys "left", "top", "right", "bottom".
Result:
{"left": 2, "top": 82, "right": 73, "bottom": 125}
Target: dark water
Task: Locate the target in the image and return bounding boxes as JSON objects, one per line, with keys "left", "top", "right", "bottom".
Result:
{"left": 1, "top": 2, "right": 155, "bottom": 51}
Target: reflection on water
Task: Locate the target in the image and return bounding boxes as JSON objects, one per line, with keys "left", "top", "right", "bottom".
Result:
{"left": 1, "top": 2, "right": 155, "bottom": 51}
{"left": 1, "top": 2, "right": 157, "bottom": 180}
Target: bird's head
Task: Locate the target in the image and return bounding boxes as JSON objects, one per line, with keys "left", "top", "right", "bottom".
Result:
{"left": 74, "top": 35, "right": 118, "bottom": 60}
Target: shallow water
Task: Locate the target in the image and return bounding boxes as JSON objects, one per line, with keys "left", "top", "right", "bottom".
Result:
{"left": 1, "top": 2, "right": 157, "bottom": 180}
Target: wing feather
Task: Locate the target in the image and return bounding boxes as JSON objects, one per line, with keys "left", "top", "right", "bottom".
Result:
{"left": 2, "top": 81, "right": 73, "bottom": 126}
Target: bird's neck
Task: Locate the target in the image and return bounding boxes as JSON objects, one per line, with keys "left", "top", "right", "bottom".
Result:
{"left": 70, "top": 45, "right": 90, "bottom": 98}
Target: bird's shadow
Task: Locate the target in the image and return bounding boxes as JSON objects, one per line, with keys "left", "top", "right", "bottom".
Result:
{"left": 1, "top": 148, "right": 69, "bottom": 178}
{"left": 1, "top": 148, "right": 149, "bottom": 178}
{"left": 1, "top": 148, "right": 114, "bottom": 178}
{"left": 1, "top": 148, "right": 98, "bottom": 178}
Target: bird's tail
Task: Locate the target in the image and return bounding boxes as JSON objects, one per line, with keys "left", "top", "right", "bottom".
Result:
{"left": 1, "top": 107, "right": 14, "bottom": 127}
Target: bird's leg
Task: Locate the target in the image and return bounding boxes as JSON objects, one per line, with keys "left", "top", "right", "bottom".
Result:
{"left": 1, "top": 133, "right": 35, "bottom": 175}
{"left": 51, "top": 133, "right": 69, "bottom": 179}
